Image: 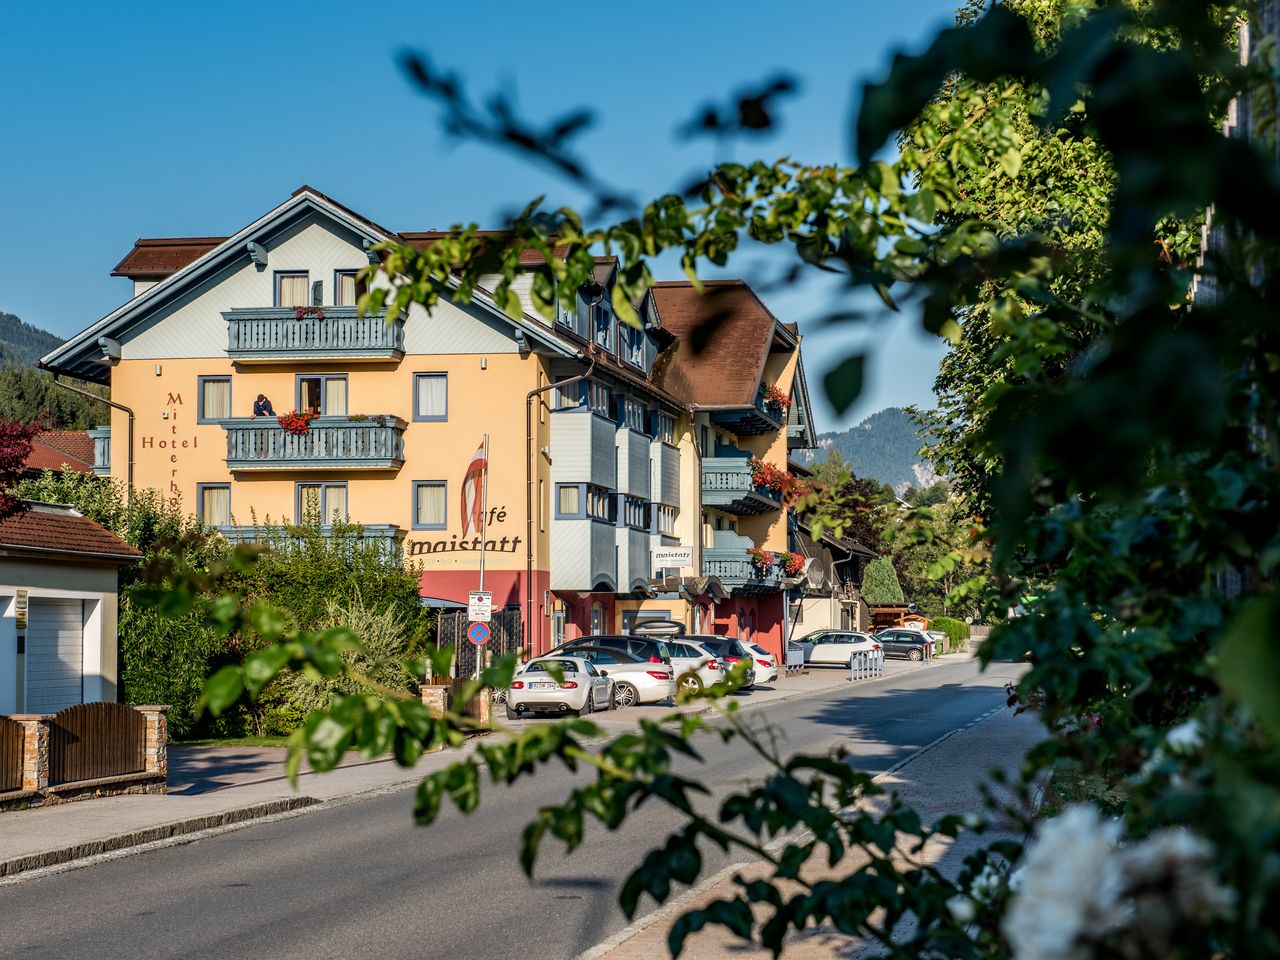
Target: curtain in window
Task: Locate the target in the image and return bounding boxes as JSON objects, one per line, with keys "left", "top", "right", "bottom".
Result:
{"left": 325, "top": 485, "right": 348, "bottom": 522}
{"left": 337, "top": 272, "right": 357, "bottom": 306}
{"left": 558, "top": 485, "right": 580, "bottom": 515}
{"left": 278, "top": 274, "right": 309, "bottom": 307}
{"left": 201, "top": 486, "right": 231, "bottom": 526}
{"left": 417, "top": 484, "right": 445, "bottom": 526}
{"left": 416, "top": 375, "right": 447, "bottom": 419}
{"left": 324, "top": 377, "right": 347, "bottom": 416}
{"left": 202, "top": 379, "right": 230, "bottom": 420}
{"left": 299, "top": 378, "right": 323, "bottom": 414}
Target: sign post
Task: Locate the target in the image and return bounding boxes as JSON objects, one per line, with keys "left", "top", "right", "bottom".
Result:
{"left": 475, "top": 434, "right": 490, "bottom": 679}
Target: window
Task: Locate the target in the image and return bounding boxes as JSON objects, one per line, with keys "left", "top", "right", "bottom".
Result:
{"left": 297, "top": 482, "right": 348, "bottom": 524}
{"left": 590, "top": 602, "right": 604, "bottom": 635}
{"left": 198, "top": 376, "right": 231, "bottom": 423}
{"left": 557, "top": 484, "right": 582, "bottom": 517}
{"left": 586, "top": 484, "right": 615, "bottom": 522}
{"left": 413, "top": 481, "right": 447, "bottom": 529}
{"left": 593, "top": 302, "right": 614, "bottom": 352}
{"left": 653, "top": 412, "right": 676, "bottom": 445}
{"left": 621, "top": 323, "right": 645, "bottom": 367}
{"left": 334, "top": 270, "right": 365, "bottom": 306}
{"left": 297, "top": 374, "right": 347, "bottom": 416}
{"left": 586, "top": 381, "right": 610, "bottom": 416}
{"left": 554, "top": 378, "right": 582, "bottom": 410}
{"left": 539, "top": 479, "right": 546, "bottom": 532}
{"left": 413, "top": 373, "right": 448, "bottom": 421}
{"left": 655, "top": 504, "right": 677, "bottom": 535}
{"left": 621, "top": 496, "right": 648, "bottom": 530}
{"left": 275, "top": 271, "right": 310, "bottom": 307}
{"left": 620, "top": 398, "right": 646, "bottom": 433}
{"left": 198, "top": 484, "right": 231, "bottom": 526}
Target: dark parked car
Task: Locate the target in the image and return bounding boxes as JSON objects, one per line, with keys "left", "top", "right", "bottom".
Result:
{"left": 875, "top": 629, "right": 934, "bottom": 661}
{"left": 682, "top": 635, "right": 757, "bottom": 689}
{"left": 556, "top": 634, "right": 674, "bottom": 665}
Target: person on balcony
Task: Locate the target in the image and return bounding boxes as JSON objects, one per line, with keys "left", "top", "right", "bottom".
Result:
{"left": 252, "top": 394, "right": 276, "bottom": 418}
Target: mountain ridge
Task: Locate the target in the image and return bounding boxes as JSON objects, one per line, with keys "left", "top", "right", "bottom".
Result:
{"left": 802, "top": 407, "right": 937, "bottom": 492}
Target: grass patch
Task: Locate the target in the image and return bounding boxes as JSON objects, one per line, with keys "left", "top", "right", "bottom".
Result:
{"left": 174, "top": 735, "right": 292, "bottom": 749}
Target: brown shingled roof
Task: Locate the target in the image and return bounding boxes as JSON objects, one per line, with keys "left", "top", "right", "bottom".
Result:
{"left": 24, "top": 431, "right": 95, "bottom": 476}
{"left": 649, "top": 281, "right": 790, "bottom": 408}
{"left": 111, "top": 237, "right": 227, "bottom": 279}
{"left": 0, "top": 502, "right": 140, "bottom": 562}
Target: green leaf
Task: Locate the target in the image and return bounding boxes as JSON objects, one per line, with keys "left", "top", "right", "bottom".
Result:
{"left": 1218, "top": 595, "right": 1280, "bottom": 742}
{"left": 999, "top": 146, "right": 1023, "bottom": 178}
{"left": 242, "top": 646, "right": 290, "bottom": 698}
{"left": 823, "top": 355, "right": 866, "bottom": 416}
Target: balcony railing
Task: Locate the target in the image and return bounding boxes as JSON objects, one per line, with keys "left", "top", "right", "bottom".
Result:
{"left": 703, "top": 548, "right": 782, "bottom": 594}
{"left": 701, "top": 457, "right": 782, "bottom": 515}
{"left": 218, "top": 523, "right": 404, "bottom": 559}
{"left": 708, "top": 386, "right": 785, "bottom": 436}
{"left": 87, "top": 425, "right": 110, "bottom": 477}
{"left": 225, "top": 307, "right": 404, "bottom": 361}
{"left": 222, "top": 416, "right": 406, "bottom": 470}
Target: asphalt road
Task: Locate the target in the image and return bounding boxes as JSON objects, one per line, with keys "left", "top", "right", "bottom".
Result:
{"left": 0, "top": 657, "right": 1024, "bottom": 960}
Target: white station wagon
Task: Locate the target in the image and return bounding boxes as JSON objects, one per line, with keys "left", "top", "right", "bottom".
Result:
{"left": 796, "top": 630, "right": 882, "bottom": 667}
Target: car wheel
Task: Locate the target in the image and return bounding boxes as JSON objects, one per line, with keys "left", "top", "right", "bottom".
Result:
{"left": 491, "top": 688, "right": 507, "bottom": 704}
{"left": 505, "top": 703, "right": 520, "bottom": 721}
{"left": 908, "top": 648, "right": 923, "bottom": 662}
{"left": 612, "top": 682, "right": 639, "bottom": 709}
{"left": 575, "top": 692, "right": 594, "bottom": 717}
{"left": 679, "top": 672, "right": 703, "bottom": 695}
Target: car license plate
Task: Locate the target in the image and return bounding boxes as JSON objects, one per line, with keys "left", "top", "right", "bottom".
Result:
{"left": 531, "top": 682, "right": 555, "bottom": 689}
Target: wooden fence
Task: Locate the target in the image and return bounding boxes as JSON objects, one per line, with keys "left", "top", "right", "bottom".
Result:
{"left": 0, "top": 715, "right": 22, "bottom": 792}
{"left": 48, "top": 702, "right": 146, "bottom": 786}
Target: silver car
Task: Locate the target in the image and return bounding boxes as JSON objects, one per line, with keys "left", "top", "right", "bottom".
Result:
{"left": 665, "top": 639, "right": 726, "bottom": 694}
{"left": 505, "top": 656, "right": 613, "bottom": 720}
{"left": 798, "top": 630, "right": 882, "bottom": 667}
{"left": 748, "top": 644, "right": 779, "bottom": 684}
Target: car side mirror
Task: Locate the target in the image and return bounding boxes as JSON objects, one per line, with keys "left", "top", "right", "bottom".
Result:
{"left": 599, "top": 670, "right": 609, "bottom": 677}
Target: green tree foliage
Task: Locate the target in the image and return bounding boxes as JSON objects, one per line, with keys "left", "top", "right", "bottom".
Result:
{"left": 168, "top": 2, "right": 1280, "bottom": 956}
{"left": 884, "top": 496, "right": 985, "bottom": 618}
{"left": 860, "top": 557, "right": 904, "bottom": 605}
{"left": 0, "top": 366, "right": 109, "bottom": 430}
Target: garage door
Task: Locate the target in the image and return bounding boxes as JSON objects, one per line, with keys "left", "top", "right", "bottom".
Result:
{"left": 26, "top": 598, "right": 85, "bottom": 713}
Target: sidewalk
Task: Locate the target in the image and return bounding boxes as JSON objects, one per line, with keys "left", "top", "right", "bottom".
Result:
{"left": 0, "top": 656, "right": 948, "bottom": 880}
{"left": 583, "top": 704, "right": 1041, "bottom": 960}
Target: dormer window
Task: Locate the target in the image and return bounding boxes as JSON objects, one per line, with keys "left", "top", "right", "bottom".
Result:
{"left": 275, "top": 271, "right": 309, "bottom": 307}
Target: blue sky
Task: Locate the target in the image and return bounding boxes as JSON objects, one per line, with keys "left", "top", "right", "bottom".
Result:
{"left": 0, "top": 0, "right": 960, "bottom": 433}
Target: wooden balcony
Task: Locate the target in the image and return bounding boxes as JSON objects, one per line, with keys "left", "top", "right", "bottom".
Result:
{"left": 225, "top": 307, "right": 404, "bottom": 362}
{"left": 708, "top": 387, "right": 784, "bottom": 437}
{"left": 222, "top": 416, "right": 406, "bottom": 471}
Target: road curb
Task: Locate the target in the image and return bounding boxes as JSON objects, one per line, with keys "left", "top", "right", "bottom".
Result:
{"left": 0, "top": 796, "right": 319, "bottom": 879}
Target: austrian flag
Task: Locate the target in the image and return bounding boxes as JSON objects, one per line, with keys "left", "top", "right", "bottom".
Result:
{"left": 461, "top": 441, "right": 488, "bottom": 536}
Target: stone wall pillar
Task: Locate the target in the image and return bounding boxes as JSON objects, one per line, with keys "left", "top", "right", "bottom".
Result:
{"left": 11, "top": 714, "right": 49, "bottom": 792}
{"left": 133, "top": 705, "right": 170, "bottom": 782}
{"left": 420, "top": 684, "right": 449, "bottom": 717}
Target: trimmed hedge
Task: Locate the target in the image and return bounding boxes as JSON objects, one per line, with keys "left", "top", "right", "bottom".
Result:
{"left": 930, "top": 615, "right": 970, "bottom": 653}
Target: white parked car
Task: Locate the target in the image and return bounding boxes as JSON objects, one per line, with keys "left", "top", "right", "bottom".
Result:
{"left": 797, "top": 630, "right": 882, "bottom": 667}
{"left": 505, "top": 656, "right": 613, "bottom": 720}
{"left": 748, "top": 644, "right": 779, "bottom": 684}
{"left": 665, "top": 638, "right": 726, "bottom": 693}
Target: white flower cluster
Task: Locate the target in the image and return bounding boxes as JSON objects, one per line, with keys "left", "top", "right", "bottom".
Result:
{"left": 1140, "top": 718, "right": 1204, "bottom": 780}
{"left": 1001, "top": 805, "right": 1233, "bottom": 960}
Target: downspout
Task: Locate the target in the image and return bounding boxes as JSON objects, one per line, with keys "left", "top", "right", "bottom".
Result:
{"left": 51, "top": 374, "right": 135, "bottom": 503}
{"left": 525, "top": 351, "right": 597, "bottom": 657}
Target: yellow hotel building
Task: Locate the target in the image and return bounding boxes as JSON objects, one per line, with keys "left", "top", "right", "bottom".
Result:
{"left": 40, "top": 187, "right": 824, "bottom": 660}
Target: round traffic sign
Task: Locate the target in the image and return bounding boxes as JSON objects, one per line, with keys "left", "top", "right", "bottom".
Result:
{"left": 467, "top": 621, "right": 491, "bottom": 645}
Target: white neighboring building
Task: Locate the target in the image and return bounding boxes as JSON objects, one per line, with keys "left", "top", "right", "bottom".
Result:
{"left": 0, "top": 502, "right": 140, "bottom": 715}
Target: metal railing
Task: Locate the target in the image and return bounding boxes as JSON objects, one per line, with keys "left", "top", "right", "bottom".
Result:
{"left": 849, "top": 649, "right": 886, "bottom": 682}
{"left": 223, "top": 416, "right": 406, "bottom": 470}
{"left": 225, "top": 307, "right": 404, "bottom": 360}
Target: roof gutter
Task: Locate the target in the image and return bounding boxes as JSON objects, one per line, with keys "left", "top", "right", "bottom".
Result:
{"left": 50, "top": 375, "right": 134, "bottom": 503}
